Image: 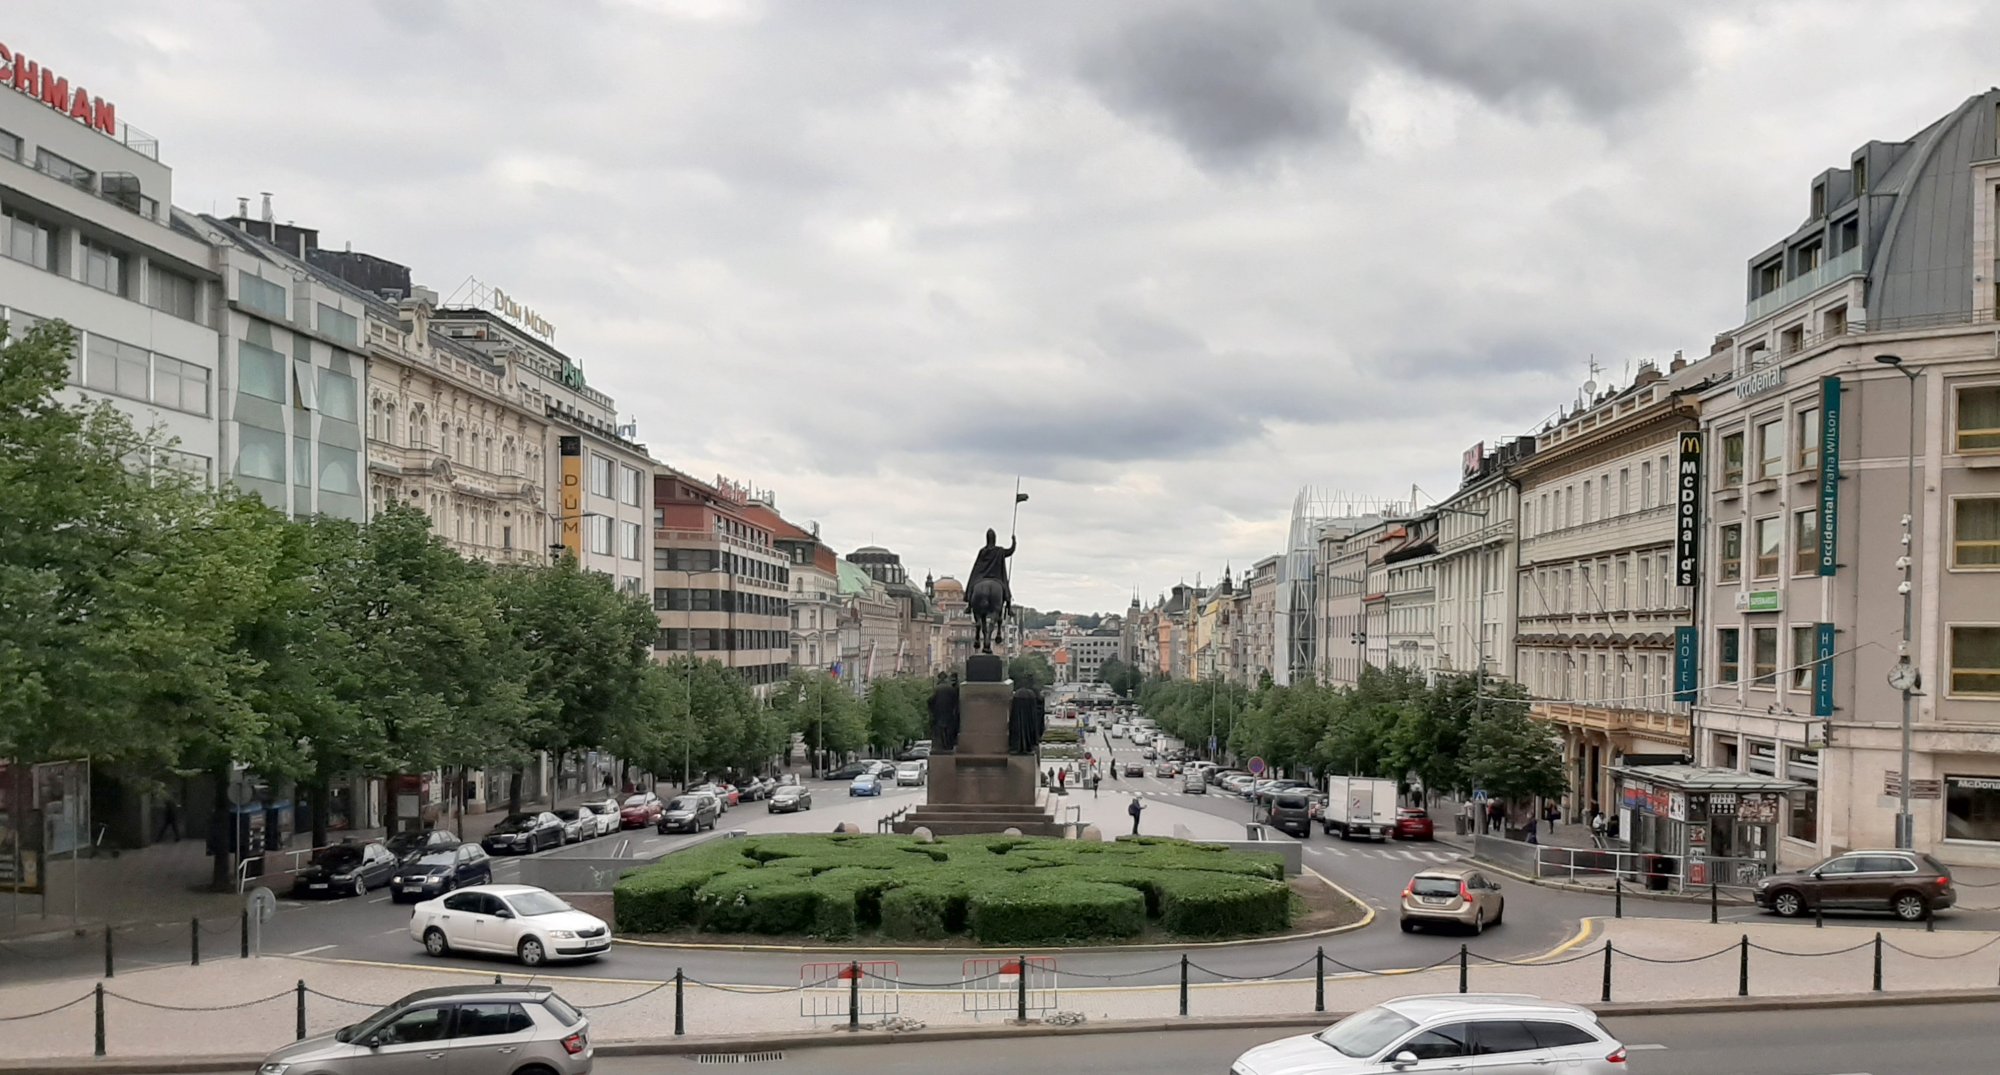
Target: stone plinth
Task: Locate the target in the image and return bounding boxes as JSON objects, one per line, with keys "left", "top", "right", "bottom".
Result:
{"left": 892, "top": 672, "right": 1058, "bottom": 837}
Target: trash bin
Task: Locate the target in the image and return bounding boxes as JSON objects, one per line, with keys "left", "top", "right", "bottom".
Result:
{"left": 1646, "top": 855, "right": 1673, "bottom": 891}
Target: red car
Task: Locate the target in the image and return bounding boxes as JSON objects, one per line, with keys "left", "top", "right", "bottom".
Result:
{"left": 1395, "top": 807, "right": 1435, "bottom": 841}
{"left": 619, "top": 792, "right": 663, "bottom": 828}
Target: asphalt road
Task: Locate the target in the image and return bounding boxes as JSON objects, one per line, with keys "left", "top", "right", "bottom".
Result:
{"left": 587, "top": 1002, "right": 2000, "bottom": 1075}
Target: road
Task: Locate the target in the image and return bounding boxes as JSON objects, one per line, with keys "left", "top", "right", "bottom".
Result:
{"left": 587, "top": 1002, "right": 2000, "bottom": 1074}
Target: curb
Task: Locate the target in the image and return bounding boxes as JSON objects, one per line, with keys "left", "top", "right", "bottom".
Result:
{"left": 11, "top": 988, "right": 2000, "bottom": 1072}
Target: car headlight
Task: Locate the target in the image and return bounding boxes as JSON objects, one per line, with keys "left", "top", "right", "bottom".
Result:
{"left": 260, "top": 1063, "right": 291, "bottom": 1075}
{"left": 392, "top": 876, "right": 403, "bottom": 884}
{"left": 547, "top": 930, "right": 578, "bottom": 939}
{"left": 1756, "top": 879, "right": 1771, "bottom": 889}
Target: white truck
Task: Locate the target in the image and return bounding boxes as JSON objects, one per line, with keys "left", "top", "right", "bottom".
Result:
{"left": 1322, "top": 775, "right": 1397, "bottom": 841}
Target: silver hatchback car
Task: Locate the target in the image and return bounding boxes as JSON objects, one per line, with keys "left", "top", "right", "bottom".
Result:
{"left": 256, "top": 984, "right": 591, "bottom": 1075}
{"left": 1232, "top": 994, "right": 1627, "bottom": 1074}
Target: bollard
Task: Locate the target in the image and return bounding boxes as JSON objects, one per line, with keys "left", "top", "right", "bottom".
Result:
{"left": 1600, "top": 941, "right": 1612, "bottom": 1003}
{"left": 103, "top": 926, "right": 113, "bottom": 979}
{"left": 296, "top": 980, "right": 306, "bottom": 1040}
{"left": 1314, "top": 947, "right": 1325, "bottom": 1012}
{"left": 1017, "top": 955, "right": 1029, "bottom": 1022}
{"left": 674, "top": 969, "right": 685, "bottom": 1036}
{"left": 93, "top": 983, "right": 104, "bottom": 1057}
{"left": 1873, "top": 932, "right": 1883, "bottom": 992}
{"left": 1815, "top": 901, "right": 1823, "bottom": 929}
{"left": 1614, "top": 875, "right": 1623, "bottom": 919}
{"left": 191, "top": 916, "right": 200, "bottom": 966}
{"left": 1710, "top": 881, "right": 1718, "bottom": 925}
{"left": 1738, "top": 934, "right": 1749, "bottom": 997}
{"left": 240, "top": 908, "right": 250, "bottom": 959}
{"left": 1927, "top": 908, "right": 1936, "bottom": 933}
{"left": 494, "top": 974, "right": 502, "bottom": 984}
{"left": 1458, "top": 944, "right": 1468, "bottom": 994}
{"left": 1179, "top": 954, "right": 1189, "bottom": 1017}
{"left": 850, "top": 961, "right": 862, "bottom": 1030}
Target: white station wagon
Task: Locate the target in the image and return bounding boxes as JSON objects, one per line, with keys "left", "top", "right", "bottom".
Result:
{"left": 408, "top": 884, "right": 611, "bottom": 967}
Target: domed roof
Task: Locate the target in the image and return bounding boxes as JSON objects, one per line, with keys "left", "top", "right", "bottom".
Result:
{"left": 933, "top": 576, "right": 964, "bottom": 595}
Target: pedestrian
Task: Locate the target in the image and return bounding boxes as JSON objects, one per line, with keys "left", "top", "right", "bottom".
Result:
{"left": 155, "top": 798, "right": 180, "bottom": 843}
{"left": 1589, "top": 808, "right": 1608, "bottom": 849}
{"left": 1525, "top": 817, "right": 1539, "bottom": 845}
{"left": 1128, "top": 795, "right": 1146, "bottom": 835}
{"left": 1091, "top": 770, "right": 1101, "bottom": 797}
{"left": 1460, "top": 799, "right": 1475, "bottom": 836}
{"left": 1545, "top": 801, "right": 1560, "bottom": 831}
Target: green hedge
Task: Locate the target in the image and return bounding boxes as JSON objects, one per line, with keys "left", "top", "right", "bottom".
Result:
{"left": 612, "top": 833, "right": 1294, "bottom": 943}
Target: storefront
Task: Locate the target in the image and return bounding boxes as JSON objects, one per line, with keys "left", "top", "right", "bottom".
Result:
{"left": 1611, "top": 764, "right": 1799, "bottom": 892}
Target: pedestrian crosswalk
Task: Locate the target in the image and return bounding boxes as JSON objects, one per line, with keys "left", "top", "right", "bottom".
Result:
{"left": 1307, "top": 845, "right": 1462, "bottom": 863}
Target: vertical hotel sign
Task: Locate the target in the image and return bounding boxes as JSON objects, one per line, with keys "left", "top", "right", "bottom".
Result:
{"left": 1813, "top": 622, "right": 1836, "bottom": 717}
{"left": 1673, "top": 432, "right": 1703, "bottom": 586}
{"left": 558, "top": 435, "right": 583, "bottom": 561}
{"left": 1817, "top": 377, "right": 1841, "bottom": 575}
{"left": 1673, "top": 626, "right": 1698, "bottom": 703}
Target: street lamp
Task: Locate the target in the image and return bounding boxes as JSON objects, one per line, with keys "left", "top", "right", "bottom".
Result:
{"left": 1875, "top": 354, "right": 1922, "bottom": 850}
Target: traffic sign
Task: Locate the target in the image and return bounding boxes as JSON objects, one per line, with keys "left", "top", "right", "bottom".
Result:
{"left": 1247, "top": 757, "right": 1266, "bottom": 776}
{"left": 1472, "top": 789, "right": 1489, "bottom": 802}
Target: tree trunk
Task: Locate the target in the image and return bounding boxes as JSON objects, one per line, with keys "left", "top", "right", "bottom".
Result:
{"left": 308, "top": 777, "right": 330, "bottom": 850}
{"left": 507, "top": 768, "right": 525, "bottom": 816}
{"left": 383, "top": 772, "right": 401, "bottom": 837}
{"left": 207, "top": 762, "right": 234, "bottom": 893}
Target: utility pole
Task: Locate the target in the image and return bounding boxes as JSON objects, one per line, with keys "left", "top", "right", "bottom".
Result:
{"left": 1876, "top": 355, "right": 1921, "bottom": 850}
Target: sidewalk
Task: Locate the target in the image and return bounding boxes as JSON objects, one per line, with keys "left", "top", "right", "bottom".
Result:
{"left": 4, "top": 915, "right": 1997, "bottom": 1061}
{"left": 1038, "top": 784, "right": 1253, "bottom": 843}
{"left": 0, "top": 788, "right": 606, "bottom": 942}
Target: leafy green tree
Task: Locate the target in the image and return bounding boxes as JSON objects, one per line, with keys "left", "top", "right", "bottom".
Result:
{"left": 1008, "top": 652, "right": 1055, "bottom": 692}
{"left": 865, "top": 676, "right": 929, "bottom": 755}
{"left": 1464, "top": 691, "right": 1566, "bottom": 806}
{"left": 770, "top": 669, "right": 866, "bottom": 771}
{"left": 1099, "top": 658, "right": 1144, "bottom": 697}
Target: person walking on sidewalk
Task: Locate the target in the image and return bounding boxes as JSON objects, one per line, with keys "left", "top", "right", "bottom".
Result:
{"left": 1128, "top": 795, "right": 1146, "bottom": 835}
{"left": 1057, "top": 768, "right": 1067, "bottom": 794}
{"left": 1091, "top": 769, "right": 1101, "bottom": 797}
{"left": 155, "top": 798, "right": 181, "bottom": 843}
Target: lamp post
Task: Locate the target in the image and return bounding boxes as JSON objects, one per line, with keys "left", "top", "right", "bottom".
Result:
{"left": 1875, "top": 354, "right": 1921, "bottom": 850}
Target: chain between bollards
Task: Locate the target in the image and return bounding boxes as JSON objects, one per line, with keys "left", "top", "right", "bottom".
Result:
{"left": 296, "top": 979, "right": 306, "bottom": 1040}
{"left": 674, "top": 968, "right": 685, "bottom": 1036}
{"left": 1314, "top": 947, "right": 1325, "bottom": 1012}
{"left": 1738, "top": 934, "right": 1749, "bottom": 997}
{"left": 1873, "top": 932, "right": 1883, "bottom": 992}
{"left": 93, "top": 983, "right": 104, "bottom": 1057}
{"left": 1179, "top": 953, "right": 1189, "bottom": 1017}
{"left": 850, "top": 961, "right": 862, "bottom": 1030}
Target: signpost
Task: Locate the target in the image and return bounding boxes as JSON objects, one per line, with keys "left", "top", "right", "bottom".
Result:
{"left": 1247, "top": 757, "right": 1266, "bottom": 776}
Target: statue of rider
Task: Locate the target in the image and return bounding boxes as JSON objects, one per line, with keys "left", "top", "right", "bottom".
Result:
{"left": 967, "top": 528, "right": 1015, "bottom": 609}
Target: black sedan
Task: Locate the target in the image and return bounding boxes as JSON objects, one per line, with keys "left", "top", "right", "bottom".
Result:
{"left": 479, "top": 811, "right": 565, "bottom": 855}
{"left": 657, "top": 795, "right": 720, "bottom": 834}
{"left": 385, "top": 828, "right": 461, "bottom": 863}
{"left": 290, "top": 841, "right": 398, "bottom": 898}
{"left": 826, "top": 762, "right": 869, "bottom": 781}
{"left": 768, "top": 786, "right": 813, "bottom": 813}
{"left": 389, "top": 844, "right": 493, "bottom": 903}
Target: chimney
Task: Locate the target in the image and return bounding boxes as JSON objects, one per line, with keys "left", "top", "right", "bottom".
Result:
{"left": 260, "top": 192, "right": 273, "bottom": 222}
{"left": 1669, "top": 348, "right": 1688, "bottom": 373}
{"left": 236, "top": 196, "right": 249, "bottom": 218}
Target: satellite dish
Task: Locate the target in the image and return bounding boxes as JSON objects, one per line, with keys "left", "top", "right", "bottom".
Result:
{"left": 1582, "top": 379, "right": 1599, "bottom": 397}
{"left": 246, "top": 886, "right": 277, "bottom": 923}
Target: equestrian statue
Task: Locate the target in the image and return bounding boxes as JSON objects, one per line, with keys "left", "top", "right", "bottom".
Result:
{"left": 966, "top": 527, "right": 1015, "bottom": 654}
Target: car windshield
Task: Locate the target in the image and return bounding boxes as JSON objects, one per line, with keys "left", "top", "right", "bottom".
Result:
{"left": 492, "top": 814, "right": 536, "bottom": 833}
{"left": 1317, "top": 1007, "right": 1418, "bottom": 1058}
{"left": 775, "top": 788, "right": 801, "bottom": 798}
{"left": 506, "top": 891, "right": 572, "bottom": 916}
{"left": 313, "top": 847, "right": 362, "bottom": 870}
{"left": 412, "top": 850, "right": 456, "bottom": 868}
{"left": 623, "top": 795, "right": 651, "bottom": 807}
{"left": 1401, "top": 809, "right": 1428, "bottom": 819}
{"left": 667, "top": 798, "right": 698, "bottom": 811}
{"left": 1411, "top": 877, "right": 1462, "bottom": 897}
{"left": 555, "top": 809, "right": 579, "bottom": 820}
{"left": 1275, "top": 795, "right": 1309, "bottom": 809}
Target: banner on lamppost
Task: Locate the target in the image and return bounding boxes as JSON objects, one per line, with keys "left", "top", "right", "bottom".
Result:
{"left": 1673, "top": 433, "right": 1703, "bottom": 586}
{"left": 1818, "top": 377, "right": 1841, "bottom": 576}
{"left": 1673, "top": 626, "right": 1698, "bottom": 703}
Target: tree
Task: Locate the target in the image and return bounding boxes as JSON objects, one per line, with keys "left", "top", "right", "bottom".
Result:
{"left": 1008, "top": 653, "right": 1055, "bottom": 693}
{"left": 1462, "top": 687, "right": 1565, "bottom": 807}
{"left": 770, "top": 669, "right": 866, "bottom": 771}
{"left": 865, "top": 676, "right": 929, "bottom": 755}
{"left": 1098, "top": 658, "right": 1144, "bottom": 698}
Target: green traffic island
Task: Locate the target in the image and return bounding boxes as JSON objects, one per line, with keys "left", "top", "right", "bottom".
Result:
{"left": 613, "top": 833, "right": 1361, "bottom": 947}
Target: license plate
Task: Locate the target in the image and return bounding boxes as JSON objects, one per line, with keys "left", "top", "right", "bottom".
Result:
{"left": 309, "top": 883, "right": 327, "bottom": 890}
{"left": 1422, "top": 896, "right": 1449, "bottom": 904}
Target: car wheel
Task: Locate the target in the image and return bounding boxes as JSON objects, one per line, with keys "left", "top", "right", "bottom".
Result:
{"left": 518, "top": 937, "right": 547, "bottom": 967}
{"left": 423, "top": 927, "right": 450, "bottom": 957}
{"left": 1472, "top": 909, "right": 1484, "bottom": 936}
{"left": 1399, "top": 920, "right": 1414, "bottom": 934}
{"left": 1491, "top": 902, "right": 1503, "bottom": 926}
{"left": 1893, "top": 891, "right": 1930, "bottom": 922}
{"left": 353, "top": 876, "right": 367, "bottom": 898}
{"left": 1771, "top": 889, "right": 1805, "bottom": 917}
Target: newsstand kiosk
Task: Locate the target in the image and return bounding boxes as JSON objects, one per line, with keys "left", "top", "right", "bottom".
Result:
{"left": 1609, "top": 764, "right": 1797, "bottom": 893}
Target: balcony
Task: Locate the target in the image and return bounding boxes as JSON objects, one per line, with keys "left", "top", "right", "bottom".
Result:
{"left": 1744, "top": 246, "right": 1863, "bottom": 324}
{"left": 1534, "top": 702, "right": 1690, "bottom": 740}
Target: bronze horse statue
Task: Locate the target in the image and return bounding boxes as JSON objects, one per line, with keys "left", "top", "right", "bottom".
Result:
{"left": 966, "top": 528, "right": 1015, "bottom": 654}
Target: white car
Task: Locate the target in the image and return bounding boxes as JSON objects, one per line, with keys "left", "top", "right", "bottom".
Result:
{"left": 577, "top": 799, "right": 622, "bottom": 837}
{"left": 895, "top": 762, "right": 926, "bottom": 787}
{"left": 409, "top": 884, "right": 611, "bottom": 967}
{"left": 1232, "top": 994, "right": 1628, "bottom": 1074}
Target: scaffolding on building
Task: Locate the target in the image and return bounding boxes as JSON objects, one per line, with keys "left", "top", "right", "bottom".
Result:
{"left": 1273, "top": 487, "right": 1411, "bottom": 687}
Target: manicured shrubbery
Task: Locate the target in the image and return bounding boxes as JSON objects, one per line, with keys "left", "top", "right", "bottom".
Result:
{"left": 612, "top": 833, "right": 1293, "bottom": 944}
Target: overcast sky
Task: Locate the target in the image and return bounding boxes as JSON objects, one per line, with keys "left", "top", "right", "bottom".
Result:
{"left": 27, "top": 1, "right": 2000, "bottom": 611}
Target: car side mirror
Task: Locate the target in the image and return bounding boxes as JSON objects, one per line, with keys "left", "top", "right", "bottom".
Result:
{"left": 1389, "top": 1051, "right": 1419, "bottom": 1070}
{"left": 494, "top": 908, "right": 514, "bottom": 919}
{"left": 1490, "top": 882, "right": 1501, "bottom": 890}
{"left": 365, "top": 1034, "right": 383, "bottom": 1049}
{"left": 1807, "top": 869, "right": 1822, "bottom": 879}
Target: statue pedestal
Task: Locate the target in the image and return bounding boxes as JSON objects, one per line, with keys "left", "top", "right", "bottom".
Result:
{"left": 893, "top": 676, "right": 1059, "bottom": 837}
{"left": 965, "top": 653, "right": 1005, "bottom": 682}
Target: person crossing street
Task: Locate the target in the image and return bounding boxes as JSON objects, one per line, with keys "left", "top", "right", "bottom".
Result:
{"left": 1128, "top": 795, "right": 1146, "bottom": 835}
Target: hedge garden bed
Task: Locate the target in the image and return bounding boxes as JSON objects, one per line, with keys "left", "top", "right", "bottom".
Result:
{"left": 613, "top": 834, "right": 1321, "bottom": 945}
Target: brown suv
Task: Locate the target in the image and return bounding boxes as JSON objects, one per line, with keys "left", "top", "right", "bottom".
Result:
{"left": 1754, "top": 849, "right": 1955, "bottom": 921}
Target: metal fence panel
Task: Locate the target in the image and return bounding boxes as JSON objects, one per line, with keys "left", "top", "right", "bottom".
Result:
{"left": 798, "top": 961, "right": 900, "bottom": 1021}
{"left": 961, "top": 957, "right": 1058, "bottom": 1013}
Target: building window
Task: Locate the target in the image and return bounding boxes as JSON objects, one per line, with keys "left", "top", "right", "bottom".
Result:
{"left": 145, "top": 263, "right": 201, "bottom": 322}
{"left": 1719, "top": 523, "right": 1743, "bottom": 582}
{"left": 620, "top": 464, "right": 642, "bottom": 506}
{"left": 1949, "top": 626, "right": 2000, "bottom": 696}
{"left": 238, "top": 340, "right": 286, "bottom": 402}
{"left": 1754, "top": 517, "right": 1781, "bottom": 579}
{"left": 1789, "top": 626, "right": 1817, "bottom": 692}
{"left": 588, "top": 515, "right": 613, "bottom": 556}
{"left": 589, "top": 454, "right": 613, "bottom": 497}
{"left": 81, "top": 333, "right": 146, "bottom": 398}
{"left": 318, "top": 369, "right": 357, "bottom": 422}
{"left": 4, "top": 207, "right": 53, "bottom": 270}
{"left": 80, "top": 237, "right": 127, "bottom": 296}
{"left": 1958, "top": 386, "right": 2000, "bottom": 453}
{"left": 1718, "top": 628, "right": 1740, "bottom": 683}
{"left": 153, "top": 355, "right": 210, "bottom": 416}
{"left": 316, "top": 304, "right": 359, "bottom": 347}
{"left": 1795, "top": 405, "right": 1820, "bottom": 471}
{"left": 1955, "top": 498, "right": 2000, "bottom": 568}
{"left": 319, "top": 443, "right": 360, "bottom": 495}
{"left": 34, "top": 148, "right": 93, "bottom": 190}
{"left": 1823, "top": 305, "right": 1848, "bottom": 337}
{"left": 1793, "top": 509, "right": 1819, "bottom": 575}
{"left": 1788, "top": 773, "right": 1818, "bottom": 844}
{"left": 1944, "top": 776, "right": 2000, "bottom": 843}
{"left": 236, "top": 426, "right": 286, "bottom": 482}
{"left": 1756, "top": 416, "right": 1784, "bottom": 480}
{"left": 1751, "top": 627, "right": 1778, "bottom": 687}
{"left": 619, "top": 520, "right": 641, "bottom": 561}
{"left": 237, "top": 271, "right": 288, "bottom": 318}
{"left": 0, "top": 128, "right": 17, "bottom": 161}
{"left": 1722, "top": 431, "right": 1745, "bottom": 486}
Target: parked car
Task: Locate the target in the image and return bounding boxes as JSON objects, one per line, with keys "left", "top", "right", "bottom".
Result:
{"left": 481, "top": 812, "right": 566, "bottom": 856}
{"left": 1123, "top": 761, "right": 1146, "bottom": 778}
{"left": 577, "top": 800, "right": 621, "bottom": 838}
{"left": 867, "top": 760, "right": 899, "bottom": 782}
{"left": 409, "top": 884, "right": 612, "bottom": 967}
{"left": 657, "top": 795, "right": 719, "bottom": 834}
{"left": 385, "top": 828, "right": 461, "bottom": 863}
{"left": 768, "top": 785, "right": 813, "bottom": 813}
{"left": 826, "top": 762, "right": 869, "bottom": 781}
{"left": 1232, "top": 994, "right": 1626, "bottom": 1074}
{"left": 1182, "top": 772, "right": 1207, "bottom": 794}
{"left": 391, "top": 844, "right": 494, "bottom": 903}
{"left": 1395, "top": 808, "right": 1435, "bottom": 841}
{"left": 897, "top": 741, "right": 932, "bottom": 761}
{"left": 691, "top": 782, "right": 737, "bottom": 809}
{"left": 1400, "top": 867, "right": 1505, "bottom": 934}
{"left": 741, "top": 776, "right": 774, "bottom": 801}
{"left": 1267, "top": 792, "right": 1314, "bottom": 838}
{"left": 292, "top": 841, "right": 399, "bottom": 899}
{"left": 895, "top": 761, "right": 927, "bottom": 787}
{"left": 849, "top": 774, "right": 883, "bottom": 797}
{"left": 1158, "top": 760, "right": 1182, "bottom": 778}
{"left": 254, "top": 984, "right": 594, "bottom": 1075}
{"left": 1755, "top": 849, "right": 1955, "bottom": 921}
{"left": 618, "top": 793, "right": 663, "bottom": 828}
{"left": 552, "top": 809, "right": 592, "bottom": 844}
